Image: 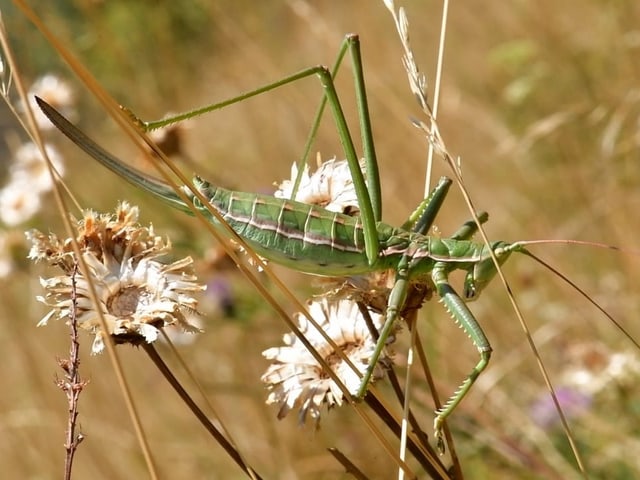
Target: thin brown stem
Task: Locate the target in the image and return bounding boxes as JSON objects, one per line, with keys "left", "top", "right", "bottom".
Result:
{"left": 58, "top": 263, "right": 86, "bottom": 480}
{"left": 142, "top": 343, "right": 263, "bottom": 480}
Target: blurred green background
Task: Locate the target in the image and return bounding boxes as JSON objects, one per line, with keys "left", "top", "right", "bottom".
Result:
{"left": 2, "top": 0, "right": 640, "bottom": 478}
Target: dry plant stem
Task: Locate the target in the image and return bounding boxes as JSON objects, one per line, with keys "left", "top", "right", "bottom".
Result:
{"left": 356, "top": 303, "right": 439, "bottom": 459}
{"left": 411, "top": 328, "right": 463, "bottom": 480}
{"left": 364, "top": 394, "right": 450, "bottom": 479}
{"left": 158, "top": 330, "right": 246, "bottom": 443}
{"left": 441, "top": 151, "right": 588, "bottom": 474}
{"left": 141, "top": 343, "right": 262, "bottom": 480}
{"left": 157, "top": 331, "right": 260, "bottom": 480}
{"left": 356, "top": 303, "right": 448, "bottom": 475}
{"left": 423, "top": 0, "right": 449, "bottom": 196}
{"left": 385, "top": 367, "right": 435, "bottom": 456}
{"left": 327, "top": 448, "right": 369, "bottom": 480}
{"left": 58, "top": 264, "right": 85, "bottom": 480}
{"left": 400, "top": 312, "right": 418, "bottom": 480}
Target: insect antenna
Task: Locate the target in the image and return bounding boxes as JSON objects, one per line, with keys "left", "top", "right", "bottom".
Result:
{"left": 517, "top": 245, "right": 640, "bottom": 350}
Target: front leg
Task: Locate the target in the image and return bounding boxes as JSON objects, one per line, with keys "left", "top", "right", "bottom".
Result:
{"left": 431, "top": 263, "right": 492, "bottom": 453}
{"left": 356, "top": 252, "right": 413, "bottom": 398}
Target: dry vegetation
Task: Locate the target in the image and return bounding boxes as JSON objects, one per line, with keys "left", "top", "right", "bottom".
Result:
{"left": 1, "top": 0, "right": 640, "bottom": 478}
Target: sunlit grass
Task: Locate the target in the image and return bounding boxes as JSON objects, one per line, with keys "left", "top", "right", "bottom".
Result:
{"left": 2, "top": 0, "right": 640, "bottom": 478}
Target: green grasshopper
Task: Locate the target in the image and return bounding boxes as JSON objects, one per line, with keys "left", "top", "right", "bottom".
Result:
{"left": 33, "top": 35, "right": 565, "bottom": 449}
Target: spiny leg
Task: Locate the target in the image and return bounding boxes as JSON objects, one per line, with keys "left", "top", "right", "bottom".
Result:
{"left": 401, "top": 176, "right": 452, "bottom": 235}
{"left": 356, "top": 178, "right": 479, "bottom": 419}
{"left": 356, "top": 249, "right": 414, "bottom": 399}
{"left": 355, "top": 178, "right": 454, "bottom": 406}
{"left": 401, "top": 177, "right": 488, "bottom": 237}
{"left": 431, "top": 263, "right": 492, "bottom": 453}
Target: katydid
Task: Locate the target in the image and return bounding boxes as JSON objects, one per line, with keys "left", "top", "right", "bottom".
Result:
{"left": 37, "top": 91, "right": 526, "bottom": 449}
{"left": 32, "top": 34, "right": 585, "bottom": 452}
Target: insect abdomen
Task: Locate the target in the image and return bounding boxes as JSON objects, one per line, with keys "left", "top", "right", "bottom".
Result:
{"left": 192, "top": 178, "right": 380, "bottom": 275}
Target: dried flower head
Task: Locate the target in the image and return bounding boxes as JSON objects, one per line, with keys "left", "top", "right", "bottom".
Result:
{"left": 320, "top": 269, "right": 433, "bottom": 320}
{"left": 27, "top": 202, "right": 204, "bottom": 354}
{"left": 261, "top": 298, "right": 396, "bottom": 425}
{"left": 274, "top": 156, "right": 366, "bottom": 215}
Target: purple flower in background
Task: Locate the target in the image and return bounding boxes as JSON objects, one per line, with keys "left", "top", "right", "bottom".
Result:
{"left": 207, "top": 277, "right": 235, "bottom": 317}
{"left": 530, "top": 387, "right": 592, "bottom": 429}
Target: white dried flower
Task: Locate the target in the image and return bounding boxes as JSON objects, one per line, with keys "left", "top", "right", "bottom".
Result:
{"left": 27, "top": 202, "right": 204, "bottom": 354}
{"left": 274, "top": 157, "right": 365, "bottom": 214}
{"left": 261, "top": 298, "right": 396, "bottom": 425}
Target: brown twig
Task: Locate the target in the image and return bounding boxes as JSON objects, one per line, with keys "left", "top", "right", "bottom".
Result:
{"left": 142, "top": 343, "right": 263, "bottom": 480}
{"left": 56, "top": 262, "right": 87, "bottom": 480}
